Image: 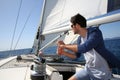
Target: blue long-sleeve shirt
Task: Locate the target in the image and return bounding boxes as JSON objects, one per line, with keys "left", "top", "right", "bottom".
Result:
{"left": 77, "top": 27, "right": 120, "bottom": 68}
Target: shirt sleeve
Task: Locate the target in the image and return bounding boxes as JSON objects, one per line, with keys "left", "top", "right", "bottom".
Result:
{"left": 77, "top": 29, "right": 102, "bottom": 53}
{"left": 75, "top": 36, "right": 81, "bottom": 58}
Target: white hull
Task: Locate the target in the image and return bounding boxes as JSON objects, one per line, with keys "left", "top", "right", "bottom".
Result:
{"left": 0, "top": 55, "right": 120, "bottom": 80}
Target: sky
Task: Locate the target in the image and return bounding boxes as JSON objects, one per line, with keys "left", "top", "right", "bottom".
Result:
{"left": 0, "top": 0, "right": 120, "bottom": 51}
{"left": 0, "top": 0, "right": 43, "bottom": 51}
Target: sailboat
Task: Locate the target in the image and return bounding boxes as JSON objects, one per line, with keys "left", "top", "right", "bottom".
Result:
{"left": 0, "top": 0, "right": 120, "bottom": 80}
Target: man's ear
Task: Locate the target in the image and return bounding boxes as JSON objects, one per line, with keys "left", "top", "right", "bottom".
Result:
{"left": 76, "top": 23, "right": 80, "bottom": 29}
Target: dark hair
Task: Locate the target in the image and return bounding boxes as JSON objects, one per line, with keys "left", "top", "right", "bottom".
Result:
{"left": 70, "top": 13, "right": 86, "bottom": 28}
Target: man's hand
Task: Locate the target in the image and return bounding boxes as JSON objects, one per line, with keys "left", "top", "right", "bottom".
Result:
{"left": 57, "top": 47, "right": 63, "bottom": 55}
{"left": 56, "top": 40, "right": 77, "bottom": 59}
{"left": 57, "top": 40, "right": 65, "bottom": 45}
{"left": 57, "top": 40, "right": 78, "bottom": 52}
{"left": 57, "top": 40, "right": 65, "bottom": 55}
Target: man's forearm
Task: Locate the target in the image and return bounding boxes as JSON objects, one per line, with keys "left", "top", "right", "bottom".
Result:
{"left": 63, "top": 44, "right": 78, "bottom": 53}
{"left": 62, "top": 51, "right": 76, "bottom": 59}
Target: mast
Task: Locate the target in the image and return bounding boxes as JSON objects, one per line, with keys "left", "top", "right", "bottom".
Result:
{"left": 36, "top": 0, "right": 46, "bottom": 55}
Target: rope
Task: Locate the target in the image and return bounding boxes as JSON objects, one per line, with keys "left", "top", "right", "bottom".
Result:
{"left": 10, "top": 0, "right": 23, "bottom": 50}
{"left": 13, "top": 8, "right": 33, "bottom": 49}
{"left": 24, "top": 65, "right": 29, "bottom": 80}
{"left": 13, "top": 1, "right": 38, "bottom": 49}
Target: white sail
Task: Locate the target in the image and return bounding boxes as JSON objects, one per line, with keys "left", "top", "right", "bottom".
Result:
{"left": 41, "top": 0, "right": 107, "bottom": 35}
{"left": 37, "top": 0, "right": 120, "bottom": 50}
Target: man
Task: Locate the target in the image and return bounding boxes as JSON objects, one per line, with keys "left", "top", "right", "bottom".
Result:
{"left": 57, "top": 13, "right": 120, "bottom": 80}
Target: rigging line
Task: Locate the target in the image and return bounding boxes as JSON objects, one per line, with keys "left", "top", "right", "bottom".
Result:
{"left": 13, "top": 3, "right": 37, "bottom": 49}
{"left": 10, "top": 0, "right": 23, "bottom": 50}
{"left": 39, "top": 31, "right": 68, "bottom": 51}
{"left": 13, "top": 12, "right": 31, "bottom": 49}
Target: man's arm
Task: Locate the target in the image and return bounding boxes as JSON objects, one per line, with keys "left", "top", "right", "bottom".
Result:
{"left": 57, "top": 40, "right": 78, "bottom": 53}
{"left": 57, "top": 40, "right": 78, "bottom": 59}
{"left": 60, "top": 44, "right": 78, "bottom": 53}
{"left": 57, "top": 45, "right": 77, "bottom": 59}
{"left": 62, "top": 50, "right": 77, "bottom": 59}
{"left": 77, "top": 29, "right": 102, "bottom": 53}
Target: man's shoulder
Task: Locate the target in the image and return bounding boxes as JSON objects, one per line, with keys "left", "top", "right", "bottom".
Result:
{"left": 87, "top": 27, "right": 101, "bottom": 36}
{"left": 87, "top": 27, "right": 102, "bottom": 39}
{"left": 87, "top": 27, "right": 100, "bottom": 33}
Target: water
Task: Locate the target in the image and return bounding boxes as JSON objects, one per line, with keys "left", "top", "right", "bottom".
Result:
{"left": 0, "top": 38, "right": 120, "bottom": 63}
{"left": 104, "top": 38, "right": 120, "bottom": 58}
{"left": 0, "top": 48, "right": 32, "bottom": 60}
{"left": 0, "top": 38, "right": 120, "bottom": 74}
{"left": 104, "top": 38, "right": 120, "bottom": 74}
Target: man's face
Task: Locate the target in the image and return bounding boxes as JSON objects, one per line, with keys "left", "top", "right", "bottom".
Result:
{"left": 71, "top": 23, "right": 79, "bottom": 34}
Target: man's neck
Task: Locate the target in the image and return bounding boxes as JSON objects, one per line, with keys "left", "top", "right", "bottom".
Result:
{"left": 79, "top": 28, "right": 87, "bottom": 38}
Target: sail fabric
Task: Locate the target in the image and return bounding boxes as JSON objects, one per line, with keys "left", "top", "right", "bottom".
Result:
{"left": 41, "top": 0, "right": 108, "bottom": 35}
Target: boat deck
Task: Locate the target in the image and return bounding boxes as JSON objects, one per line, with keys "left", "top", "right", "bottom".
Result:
{"left": 0, "top": 55, "right": 35, "bottom": 80}
{"left": 0, "top": 55, "right": 120, "bottom": 80}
